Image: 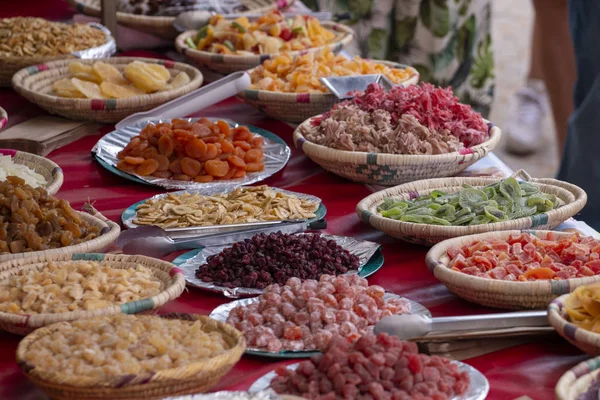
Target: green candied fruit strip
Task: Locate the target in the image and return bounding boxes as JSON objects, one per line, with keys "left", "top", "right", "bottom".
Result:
{"left": 436, "top": 204, "right": 456, "bottom": 218}
{"left": 518, "top": 182, "right": 540, "bottom": 196}
{"left": 428, "top": 203, "right": 442, "bottom": 211}
{"left": 430, "top": 216, "right": 452, "bottom": 226}
{"left": 511, "top": 205, "right": 538, "bottom": 219}
{"left": 527, "top": 196, "right": 546, "bottom": 208}
{"left": 454, "top": 212, "right": 476, "bottom": 225}
{"left": 435, "top": 194, "right": 459, "bottom": 205}
{"left": 537, "top": 199, "right": 555, "bottom": 212}
{"left": 430, "top": 190, "right": 448, "bottom": 199}
{"left": 483, "top": 186, "right": 496, "bottom": 200}
{"left": 378, "top": 198, "right": 410, "bottom": 212}
{"left": 455, "top": 207, "right": 472, "bottom": 218}
{"left": 400, "top": 214, "right": 433, "bottom": 224}
{"left": 458, "top": 188, "right": 488, "bottom": 209}
{"left": 469, "top": 215, "right": 492, "bottom": 225}
{"left": 405, "top": 207, "right": 436, "bottom": 216}
{"left": 380, "top": 207, "right": 405, "bottom": 218}
{"left": 499, "top": 177, "right": 522, "bottom": 202}
{"left": 473, "top": 200, "right": 499, "bottom": 215}
{"left": 484, "top": 206, "right": 507, "bottom": 222}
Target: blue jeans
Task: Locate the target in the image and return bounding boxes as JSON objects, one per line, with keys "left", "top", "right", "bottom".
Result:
{"left": 558, "top": 1, "right": 600, "bottom": 229}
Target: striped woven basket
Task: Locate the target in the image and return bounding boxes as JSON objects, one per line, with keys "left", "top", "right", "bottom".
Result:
{"left": 0, "top": 206, "right": 120, "bottom": 264}
{"left": 356, "top": 170, "right": 588, "bottom": 246}
{"left": 11, "top": 57, "right": 203, "bottom": 123}
{"left": 238, "top": 62, "right": 420, "bottom": 124}
{"left": 0, "top": 253, "right": 185, "bottom": 336}
{"left": 294, "top": 119, "right": 501, "bottom": 186}
{"left": 0, "top": 107, "right": 6, "bottom": 131}
{"left": 67, "top": 0, "right": 295, "bottom": 40}
{"left": 555, "top": 356, "right": 600, "bottom": 400}
{"left": 16, "top": 313, "right": 245, "bottom": 399}
{"left": 549, "top": 293, "right": 600, "bottom": 356}
{"left": 0, "top": 149, "right": 64, "bottom": 195}
{"left": 426, "top": 230, "right": 600, "bottom": 309}
{"left": 175, "top": 21, "right": 354, "bottom": 75}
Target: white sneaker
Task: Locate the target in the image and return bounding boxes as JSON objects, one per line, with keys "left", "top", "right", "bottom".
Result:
{"left": 505, "top": 80, "right": 549, "bottom": 155}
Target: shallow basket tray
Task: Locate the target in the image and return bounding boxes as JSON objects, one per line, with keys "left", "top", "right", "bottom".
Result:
{"left": 426, "top": 230, "right": 600, "bottom": 310}
{"left": 238, "top": 62, "right": 419, "bottom": 124}
{"left": 555, "top": 356, "right": 600, "bottom": 400}
{"left": 294, "top": 118, "right": 501, "bottom": 186}
{"left": 0, "top": 252, "right": 185, "bottom": 335}
{"left": 175, "top": 21, "right": 354, "bottom": 75}
{"left": 12, "top": 57, "right": 203, "bottom": 123}
{"left": 0, "top": 107, "right": 6, "bottom": 131}
{"left": 0, "top": 149, "right": 64, "bottom": 195}
{"left": 549, "top": 293, "right": 600, "bottom": 357}
{"left": 356, "top": 170, "right": 587, "bottom": 246}
{"left": 67, "top": 0, "right": 295, "bottom": 40}
{"left": 16, "top": 313, "right": 244, "bottom": 399}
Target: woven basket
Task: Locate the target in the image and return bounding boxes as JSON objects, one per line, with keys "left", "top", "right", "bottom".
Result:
{"left": 555, "top": 356, "right": 600, "bottom": 400}
{"left": 17, "top": 313, "right": 245, "bottom": 399}
{"left": 0, "top": 22, "right": 115, "bottom": 87}
{"left": 356, "top": 170, "right": 588, "bottom": 246}
{"left": 425, "top": 230, "right": 600, "bottom": 309}
{"left": 67, "top": 0, "right": 295, "bottom": 40}
{"left": 238, "top": 62, "right": 420, "bottom": 124}
{"left": 12, "top": 57, "right": 203, "bottom": 123}
{"left": 0, "top": 107, "right": 6, "bottom": 131}
{"left": 0, "top": 149, "right": 64, "bottom": 195}
{"left": 294, "top": 119, "right": 501, "bottom": 186}
{"left": 175, "top": 21, "right": 354, "bottom": 75}
{"left": 549, "top": 293, "right": 600, "bottom": 356}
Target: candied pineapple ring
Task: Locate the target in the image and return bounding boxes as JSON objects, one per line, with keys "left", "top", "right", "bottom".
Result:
{"left": 21, "top": 314, "right": 231, "bottom": 379}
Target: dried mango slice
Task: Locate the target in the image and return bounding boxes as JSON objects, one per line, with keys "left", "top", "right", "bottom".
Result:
{"left": 124, "top": 61, "right": 168, "bottom": 93}
{"left": 159, "top": 72, "right": 190, "bottom": 92}
{"left": 100, "top": 81, "right": 145, "bottom": 99}
{"left": 93, "top": 62, "right": 128, "bottom": 85}
{"left": 71, "top": 78, "right": 105, "bottom": 99}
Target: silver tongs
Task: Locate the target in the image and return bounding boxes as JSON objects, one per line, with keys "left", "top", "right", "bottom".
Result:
{"left": 320, "top": 74, "right": 395, "bottom": 100}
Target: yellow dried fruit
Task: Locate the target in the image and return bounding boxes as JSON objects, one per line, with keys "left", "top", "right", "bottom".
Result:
{"left": 143, "top": 63, "right": 170, "bottom": 81}
{"left": 158, "top": 72, "right": 190, "bottom": 92}
{"left": 71, "top": 78, "right": 105, "bottom": 99}
{"left": 72, "top": 72, "right": 102, "bottom": 84}
{"left": 54, "top": 89, "right": 85, "bottom": 98}
{"left": 68, "top": 62, "right": 94, "bottom": 75}
{"left": 124, "top": 61, "right": 168, "bottom": 93}
{"left": 92, "top": 62, "right": 128, "bottom": 85}
{"left": 100, "top": 81, "right": 145, "bottom": 99}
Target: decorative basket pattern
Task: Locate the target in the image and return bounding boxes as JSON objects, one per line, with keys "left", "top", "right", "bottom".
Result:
{"left": 11, "top": 57, "right": 203, "bottom": 123}
{"left": 549, "top": 294, "right": 600, "bottom": 356}
{"left": 67, "top": 0, "right": 296, "bottom": 40}
{"left": 555, "top": 355, "right": 600, "bottom": 400}
{"left": 175, "top": 21, "right": 354, "bottom": 75}
{"left": 0, "top": 107, "right": 6, "bottom": 131}
{"left": 294, "top": 119, "right": 501, "bottom": 186}
{"left": 0, "top": 253, "right": 185, "bottom": 335}
{"left": 0, "top": 149, "right": 64, "bottom": 195}
{"left": 356, "top": 170, "right": 588, "bottom": 246}
{"left": 426, "top": 230, "right": 599, "bottom": 309}
{"left": 238, "top": 62, "right": 419, "bottom": 124}
{"left": 16, "top": 313, "right": 245, "bottom": 399}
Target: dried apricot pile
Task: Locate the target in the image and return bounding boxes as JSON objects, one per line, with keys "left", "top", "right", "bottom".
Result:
{"left": 116, "top": 118, "right": 265, "bottom": 182}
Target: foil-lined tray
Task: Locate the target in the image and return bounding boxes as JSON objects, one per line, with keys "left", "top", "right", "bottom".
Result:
{"left": 92, "top": 118, "right": 290, "bottom": 190}
{"left": 73, "top": 23, "right": 117, "bottom": 59}
{"left": 179, "top": 234, "right": 382, "bottom": 298}
{"left": 249, "top": 362, "right": 489, "bottom": 400}
{"left": 121, "top": 186, "right": 325, "bottom": 239}
{"left": 209, "top": 294, "right": 430, "bottom": 358}
{"left": 164, "top": 389, "right": 284, "bottom": 400}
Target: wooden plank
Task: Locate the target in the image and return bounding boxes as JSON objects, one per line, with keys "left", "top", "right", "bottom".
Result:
{"left": 100, "top": 0, "right": 118, "bottom": 41}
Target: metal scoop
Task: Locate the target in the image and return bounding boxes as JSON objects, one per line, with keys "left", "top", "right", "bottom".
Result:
{"left": 374, "top": 310, "right": 549, "bottom": 341}
{"left": 116, "top": 219, "right": 326, "bottom": 258}
{"left": 319, "top": 74, "right": 395, "bottom": 100}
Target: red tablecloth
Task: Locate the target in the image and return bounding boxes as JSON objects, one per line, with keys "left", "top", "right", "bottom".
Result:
{"left": 0, "top": 4, "right": 590, "bottom": 400}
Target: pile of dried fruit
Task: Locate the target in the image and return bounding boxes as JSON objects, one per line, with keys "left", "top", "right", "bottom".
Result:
{"left": 0, "top": 176, "right": 101, "bottom": 254}
{"left": 116, "top": 118, "right": 265, "bottom": 182}
{"left": 196, "top": 232, "right": 359, "bottom": 288}
{"left": 52, "top": 60, "right": 190, "bottom": 99}
{"left": 270, "top": 333, "right": 471, "bottom": 399}
{"left": 0, "top": 17, "right": 106, "bottom": 57}
{"left": 134, "top": 186, "right": 318, "bottom": 229}
{"left": 226, "top": 275, "right": 410, "bottom": 352}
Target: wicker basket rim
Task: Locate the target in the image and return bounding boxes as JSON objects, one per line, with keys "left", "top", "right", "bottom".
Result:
{"left": 0, "top": 253, "right": 184, "bottom": 324}
{"left": 554, "top": 352, "right": 600, "bottom": 399}
{"left": 548, "top": 293, "right": 600, "bottom": 343}
{"left": 11, "top": 56, "right": 203, "bottom": 106}
{"left": 0, "top": 107, "right": 6, "bottom": 119}
{"left": 425, "top": 229, "right": 600, "bottom": 292}
{"left": 175, "top": 20, "right": 354, "bottom": 62}
{"left": 17, "top": 313, "right": 245, "bottom": 388}
{"left": 5, "top": 149, "right": 64, "bottom": 195}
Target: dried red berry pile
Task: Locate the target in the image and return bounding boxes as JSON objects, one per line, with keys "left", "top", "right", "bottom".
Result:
{"left": 195, "top": 232, "right": 360, "bottom": 289}
{"left": 271, "top": 333, "right": 470, "bottom": 400}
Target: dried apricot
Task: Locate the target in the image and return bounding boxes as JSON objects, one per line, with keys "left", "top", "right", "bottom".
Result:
{"left": 245, "top": 149, "right": 263, "bottom": 162}
{"left": 228, "top": 155, "right": 246, "bottom": 169}
{"left": 205, "top": 159, "right": 229, "bottom": 177}
{"left": 180, "top": 157, "right": 202, "bottom": 177}
{"left": 234, "top": 141, "right": 252, "bottom": 151}
{"left": 124, "top": 156, "right": 145, "bottom": 165}
{"left": 136, "top": 159, "right": 159, "bottom": 176}
{"left": 246, "top": 162, "right": 264, "bottom": 172}
{"left": 203, "top": 143, "right": 218, "bottom": 161}
{"left": 221, "top": 140, "right": 235, "bottom": 153}
{"left": 172, "top": 119, "right": 192, "bottom": 130}
{"left": 152, "top": 171, "right": 173, "bottom": 179}
{"left": 251, "top": 136, "right": 264, "bottom": 148}
{"left": 233, "top": 127, "right": 251, "bottom": 141}
{"left": 185, "top": 138, "right": 207, "bottom": 159}
{"left": 220, "top": 167, "right": 237, "bottom": 180}
{"left": 152, "top": 154, "right": 170, "bottom": 172}
{"left": 169, "top": 159, "right": 182, "bottom": 174}
{"left": 234, "top": 147, "right": 246, "bottom": 159}
{"left": 216, "top": 120, "right": 230, "bottom": 135}
{"left": 194, "top": 175, "right": 214, "bottom": 183}
{"left": 158, "top": 135, "right": 174, "bottom": 157}
{"left": 141, "top": 147, "right": 158, "bottom": 159}
{"left": 233, "top": 168, "right": 246, "bottom": 178}
{"left": 172, "top": 174, "right": 192, "bottom": 181}
{"left": 116, "top": 160, "right": 136, "bottom": 172}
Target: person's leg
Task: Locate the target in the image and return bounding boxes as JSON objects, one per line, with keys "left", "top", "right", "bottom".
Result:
{"left": 558, "top": 0, "right": 600, "bottom": 230}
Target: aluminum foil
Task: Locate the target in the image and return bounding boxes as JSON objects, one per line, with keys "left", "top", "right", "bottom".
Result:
{"left": 180, "top": 234, "right": 381, "bottom": 298}
{"left": 249, "top": 362, "right": 489, "bottom": 400}
{"left": 72, "top": 23, "right": 117, "bottom": 59}
{"left": 209, "top": 293, "right": 430, "bottom": 358}
{"left": 122, "top": 187, "right": 322, "bottom": 236}
{"left": 164, "top": 390, "right": 283, "bottom": 400}
{"left": 92, "top": 118, "right": 291, "bottom": 190}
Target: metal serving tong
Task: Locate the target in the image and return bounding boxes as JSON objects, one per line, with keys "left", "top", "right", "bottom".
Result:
{"left": 116, "top": 219, "right": 327, "bottom": 258}
{"left": 374, "top": 310, "right": 549, "bottom": 341}
{"left": 320, "top": 74, "right": 395, "bottom": 100}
